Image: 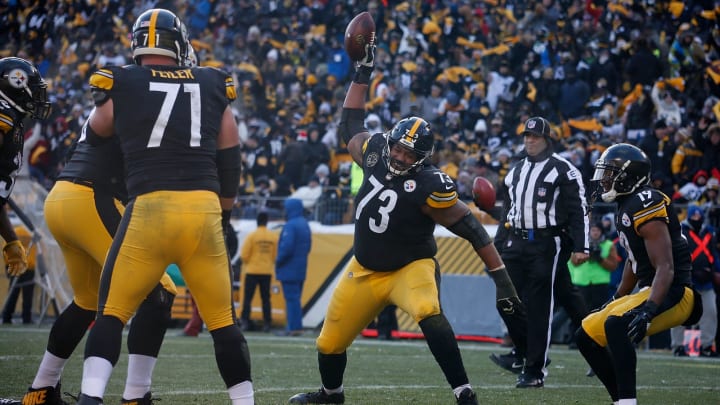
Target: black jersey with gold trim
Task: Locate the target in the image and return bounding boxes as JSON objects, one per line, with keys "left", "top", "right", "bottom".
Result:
{"left": 89, "top": 64, "right": 236, "bottom": 198}
{"left": 0, "top": 105, "right": 24, "bottom": 203}
{"left": 58, "top": 138, "right": 128, "bottom": 202}
{"left": 615, "top": 185, "right": 692, "bottom": 288}
{"left": 353, "top": 133, "right": 458, "bottom": 271}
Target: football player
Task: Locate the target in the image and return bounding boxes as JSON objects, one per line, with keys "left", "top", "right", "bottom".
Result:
{"left": 75, "top": 9, "right": 250, "bottom": 404}
{"left": 576, "top": 143, "right": 700, "bottom": 405}
{"left": 289, "top": 34, "right": 522, "bottom": 405}
{"left": 0, "top": 57, "right": 50, "bottom": 279}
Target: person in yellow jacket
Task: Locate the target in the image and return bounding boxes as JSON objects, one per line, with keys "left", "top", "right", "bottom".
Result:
{"left": 239, "top": 212, "right": 279, "bottom": 332}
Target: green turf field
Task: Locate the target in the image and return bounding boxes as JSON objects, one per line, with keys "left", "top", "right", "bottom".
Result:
{"left": 0, "top": 326, "right": 718, "bottom": 404}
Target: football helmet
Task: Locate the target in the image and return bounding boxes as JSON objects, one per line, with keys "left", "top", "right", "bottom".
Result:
{"left": 131, "top": 8, "right": 188, "bottom": 65}
{"left": 0, "top": 57, "right": 51, "bottom": 120}
{"left": 592, "top": 143, "right": 651, "bottom": 202}
{"left": 184, "top": 41, "right": 197, "bottom": 67}
{"left": 383, "top": 116, "right": 434, "bottom": 176}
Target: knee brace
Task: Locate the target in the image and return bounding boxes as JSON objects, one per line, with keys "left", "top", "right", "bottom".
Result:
{"left": 128, "top": 285, "right": 175, "bottom": 357}
{"left": 211, "top": 325, "right": 252, "bottom": 386}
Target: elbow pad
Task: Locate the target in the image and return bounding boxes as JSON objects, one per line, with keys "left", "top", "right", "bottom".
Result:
{"left": 216, "top": 145, "right": 241, "bottom": 198}
{"left": 447, "top": 212, "right": 492, "bottom": 250}
{"left": 338, "top": 108, "right": 367, "bottom": 145}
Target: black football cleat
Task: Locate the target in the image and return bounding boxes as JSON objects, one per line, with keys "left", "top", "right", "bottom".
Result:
{"left": 76, "top": 393, "right": 103, "bottom": 405}
{"left": 489, "top": 351, "right": 523, "bottom": 374}
{"left": 455, "top": 388, "right": 478, "bottom": 405}
{"left": 516, "top": 373, "right": 544, "bottom": 388}
{"left": 673, "top": 346, "right": 688, "bottom": 357}
{"left": 0, "top": 398, "right": 21, "bottom": 405}
{"left": 121, "top": 392, "right": 156, "bottom": 404}
{"left": 699, "top": 346, "right": 719, "bottom": 357}
{"left": 20, "top": 383, "right": 70, "bottom": 405}
{"left": 288, "top": 387, "right": 344, "bottom": 404}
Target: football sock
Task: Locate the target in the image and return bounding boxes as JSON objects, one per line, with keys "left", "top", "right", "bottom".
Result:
{"left": 318, "top": 352, "right": 347, "bottom": 390}
{"left": 123, "top": 354, "right": 157, "bottom": 399}
{"left": 32, "top": 351, "right": 66, "bottom": 388}
{"left": 81, "top": 356, "right": 113, "bottom": 399}
{"left": 453, "top": 384, "right": 472, "bottom": 398}
{"left": 618, "top": 399, "right": 636, "bottom": 405}
{"left": 323, "top": 385, "right": 344, "bottom": 394}
{"left": 228, "top": 380, "right": 254, "bottom": 404}
{"left": 419, "top": 314, "right": 469, "bottom": 388}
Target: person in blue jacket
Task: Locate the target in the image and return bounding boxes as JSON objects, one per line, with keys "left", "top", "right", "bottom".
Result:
{"left": 276, "top": 198, "right": 312, "bottom": 336}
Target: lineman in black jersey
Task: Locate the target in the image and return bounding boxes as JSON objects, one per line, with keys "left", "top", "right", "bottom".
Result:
{"left": 577, "top": 144, "right": 699, "bottom": 405}
{"left": 290, "top": 35, "right": 522, "bottom": 405}
{"left": 9, "top": 131, "right": 178, "bottom": 405}
{"left": 76, "top": 9, "right": 250, "bottom": 405}
{"left": 0, "top": 57, "right": 50, "bottom": 277}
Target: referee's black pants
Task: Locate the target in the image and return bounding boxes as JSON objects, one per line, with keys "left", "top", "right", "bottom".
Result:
{"left": 501, "top": 234, "right": 562, "bottom": 379}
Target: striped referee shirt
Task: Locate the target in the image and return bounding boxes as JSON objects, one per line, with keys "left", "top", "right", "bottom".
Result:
{"left": 501, "top": 149, "right": 590, "bottom": 254}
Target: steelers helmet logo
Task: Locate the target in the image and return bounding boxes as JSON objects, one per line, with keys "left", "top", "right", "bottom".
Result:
{"left": 621, "top": 213, "right": 631, "bottom": 227}
{"left": 8, "top": 68, "right": 28, "bottom": 89}
{"left": 404, "top": 179, "right": 416, "bottom": 192}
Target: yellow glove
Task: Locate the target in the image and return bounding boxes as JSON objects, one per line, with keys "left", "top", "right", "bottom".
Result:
{"left": 3, "top": 240, "right": 28, "bottom": 277}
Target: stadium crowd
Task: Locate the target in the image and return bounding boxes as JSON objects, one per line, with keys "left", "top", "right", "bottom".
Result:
{"left": 2, "top": 0, "right": 719, "bottom": 225}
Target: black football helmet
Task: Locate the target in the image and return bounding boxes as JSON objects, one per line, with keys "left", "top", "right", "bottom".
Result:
{"left": 592, "top": 143, "right": 651, "bottom": 202}
{"left": 383, "top": 116, "right": 434, "bottom": 176}
{"left": 184, "top": 41, "right": 197, "bottom": 67}
{"left": 0, "top": 57, "right": 51, "bottom": 120}
{"left": 131, "top": 9, "right": 188, "bottom": 65}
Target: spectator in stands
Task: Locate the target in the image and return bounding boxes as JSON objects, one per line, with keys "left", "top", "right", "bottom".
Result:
{"left": 674, "top": 170, "right": 709, "bottom": 204}
{"left": 558, "top": 66, "right": 591, "bottom": 119}
{"left": 304, "top": 127, "right": 331, "bottom": 183}
{"left": 486, "top": 59, "right": 514, "bottom": 113}
{"left": 700, "top": 177, "right": 720, "bottom": 228}
{"left": 639, "top": 119, "right": 677, "bottom": 189}
{"left": 623, "top": 86, "right": 655, "bottom": 145}
{"left": 290, "top": 175, "right": 323, "bottom": 214}
{"left": 624, "top": 37, "right": 663, "bottom": 88}
{"left": 279, "top": 131, "right": 310, "bottom": 189}
{"left": 672, "top": 127, "right": 705, "bottom": 187}
{"left": 650, "top": 82, "right": 682, "bottom": 128}
{"left": 699, "top": 124, "right": 720, "bottom": 178}
{"left": 668, "top": 24, "right": 705, "bottom": 78}
{"left": 97, "top": 43, "right": 126, "bottom": 67}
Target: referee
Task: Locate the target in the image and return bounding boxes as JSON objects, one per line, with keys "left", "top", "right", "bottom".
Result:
{"left": 493, "top": 116, "right": 590, "bottom": 388}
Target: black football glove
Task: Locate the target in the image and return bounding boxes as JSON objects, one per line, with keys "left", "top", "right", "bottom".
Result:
{"left": 353, "top": 43, "right": 376, "bottom": 84}
{"left": 221, "top": 209, "right": 232, "bottom": 238}
{"left": 488, "top": 266, "right": 522, "bottom": 310}
{"left": 626, "top": 301, "right": 659, "bottom": 344}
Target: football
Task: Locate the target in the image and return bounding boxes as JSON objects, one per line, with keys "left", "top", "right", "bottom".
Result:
{"left": 344, "top": 11, "right": 376, "bottom": 62}
{"left": 472, "top": 176, "right": 496, "bottom": 211}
